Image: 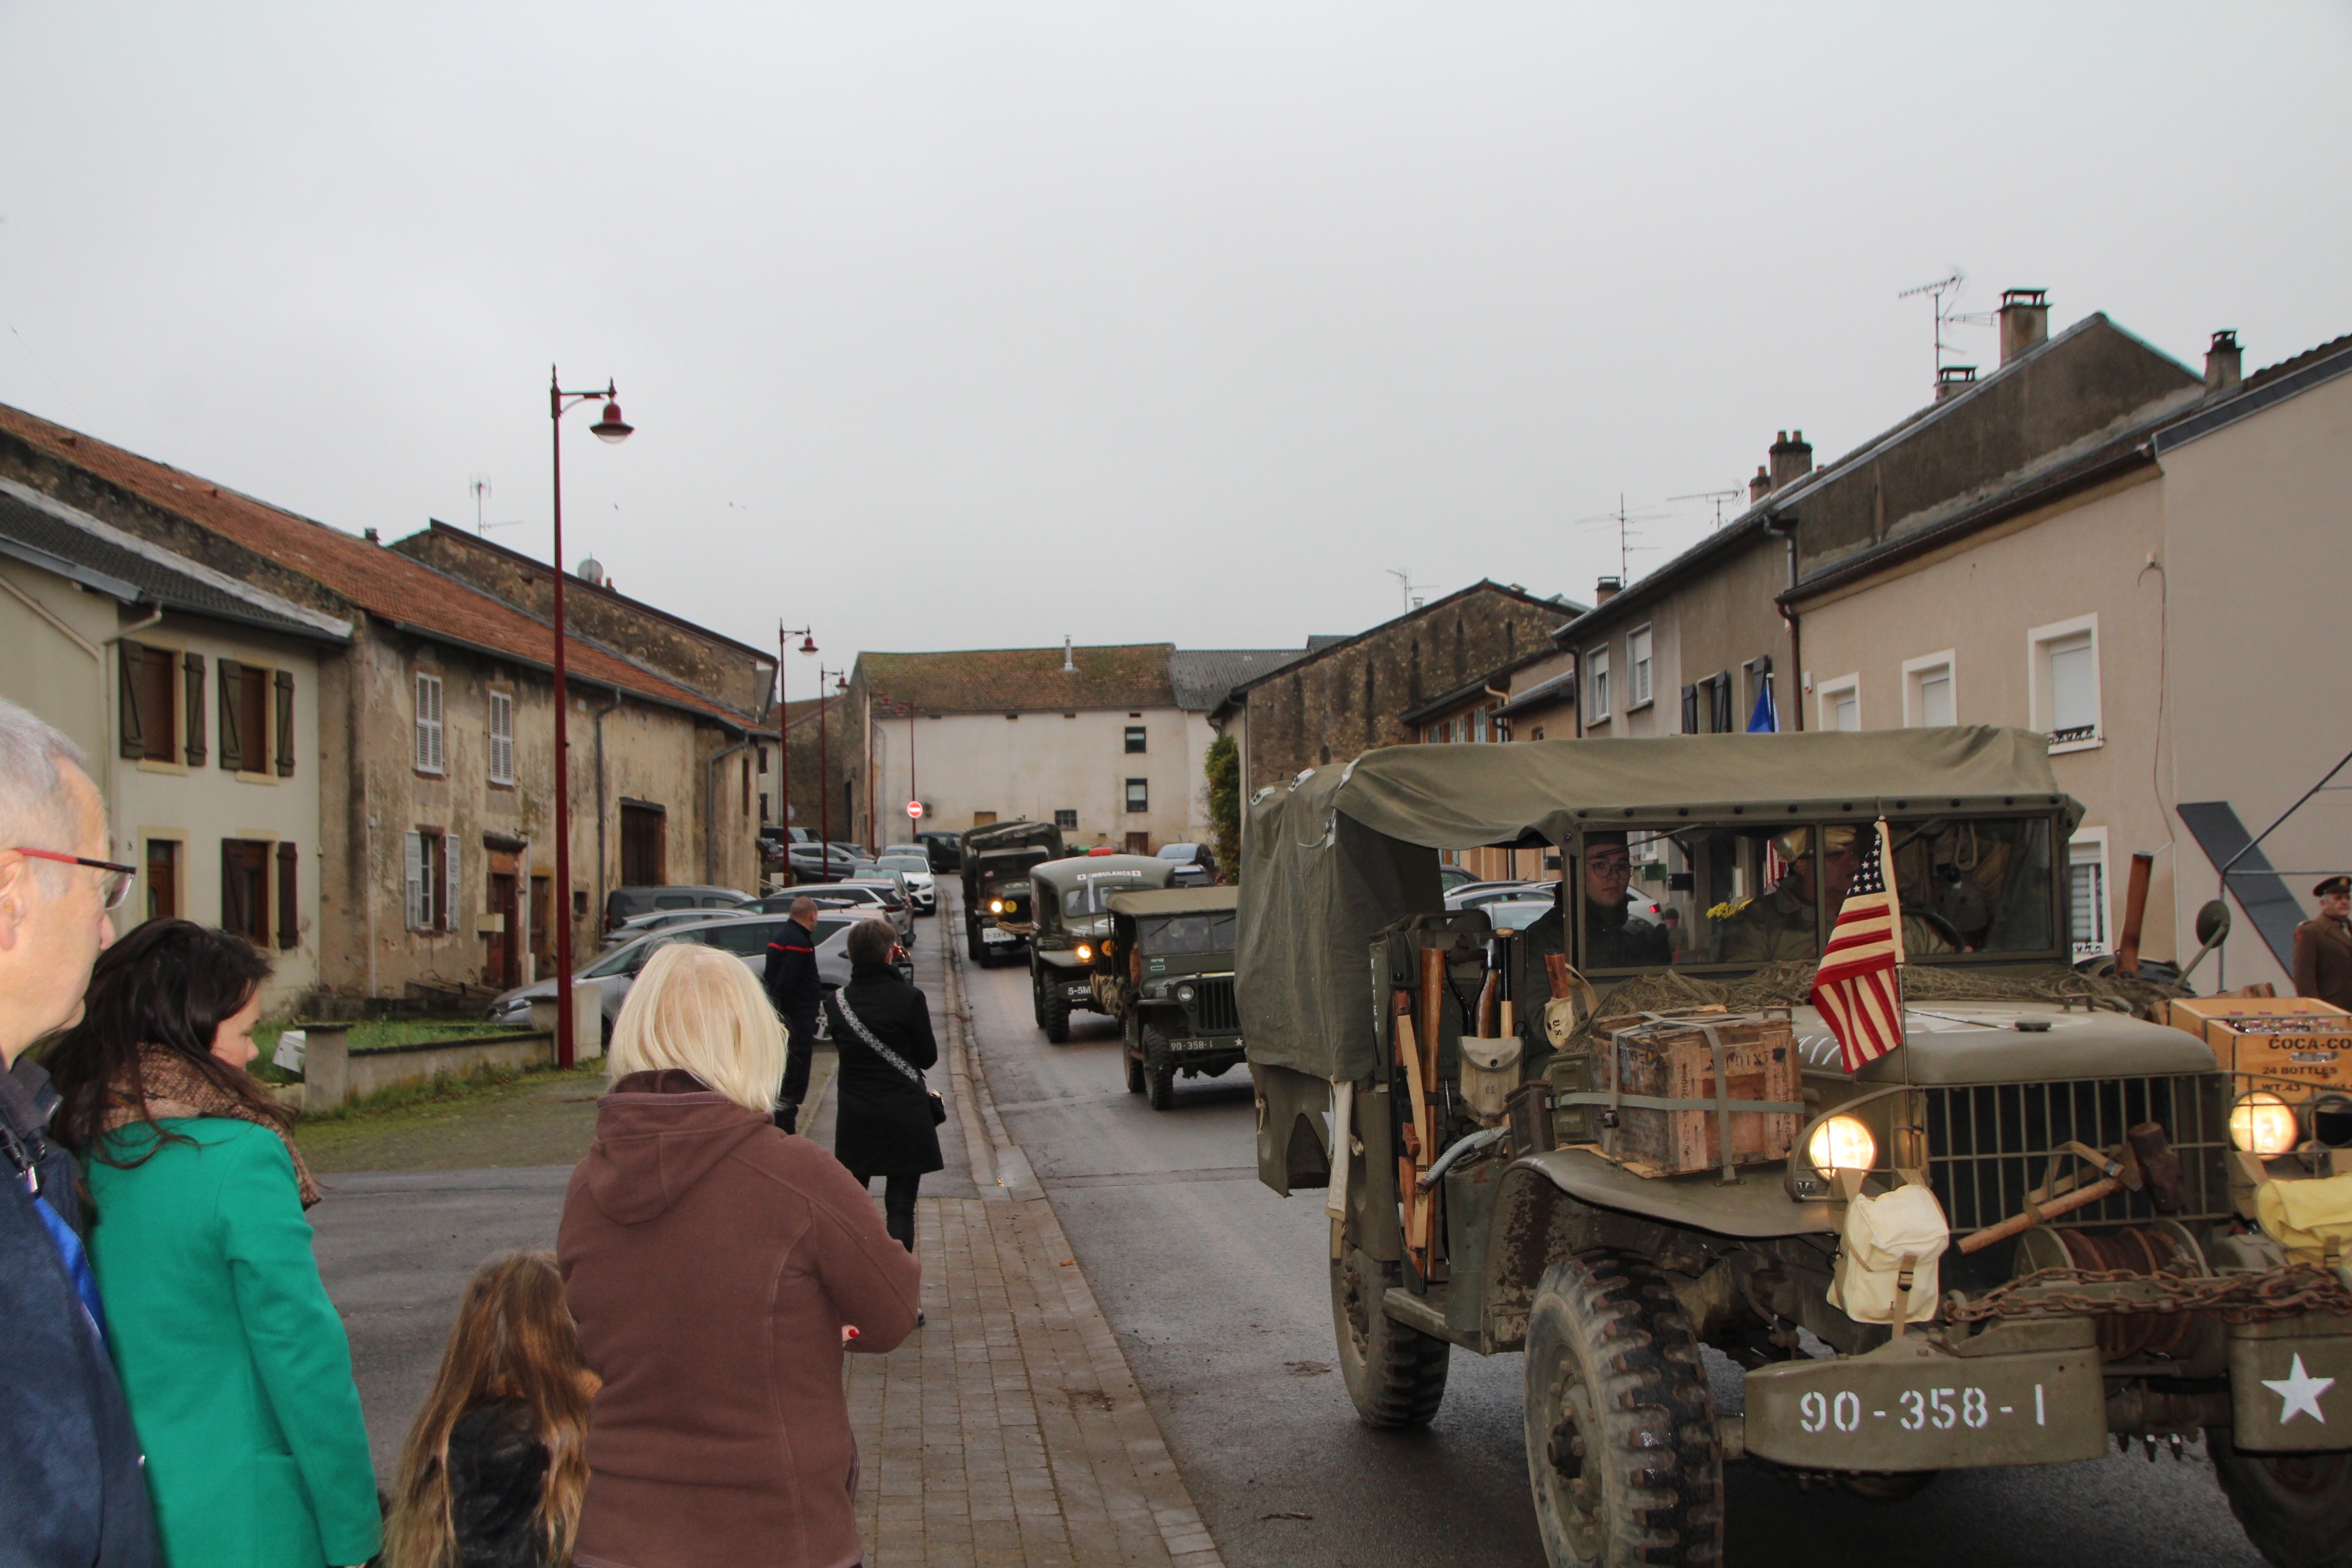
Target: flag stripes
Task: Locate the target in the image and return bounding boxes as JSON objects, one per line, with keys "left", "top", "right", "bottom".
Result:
{"left": 1810, "top": 818, "right": 1906, "bottom": 1074}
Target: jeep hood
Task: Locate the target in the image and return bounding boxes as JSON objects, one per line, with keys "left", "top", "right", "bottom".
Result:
{"left": 1827, "top": 1002, "right": 2215, "bottom": 1085}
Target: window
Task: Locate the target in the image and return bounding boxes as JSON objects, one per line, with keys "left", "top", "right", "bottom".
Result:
{"left": 144, "top": 838, "right": 180, "bottom": 921}
{"left": 216, "top": 659, "right": 269, "bottom": 773}
{"left": 1124, "top": 725, "right": 1147, "bottom": 753}
{"left": 1818, "top": 674, "right": 1861, "bottom": 732}
{"left": 1744, "top": 655, "right": 1776, "bottom": 734}
{"left": 414, "top": 671, "right": 446, "bottom": 774}
{"left": 1054, "top": 809, "right": 1077, "bottom": 830}
{"left": 740, "top": 753, "right": 752, "bottom": 815}
{"left": 276, "top": 842, "right": 299, "bottom": 949}
{"left": 1125, "top": 779, "right": 1149, "bottom": 814}
{"left": 2030, "top": 616, "right": 2101, "bottom": 750}
{"left": 2068, "top": 828, "right": 2110, "bottom": 960}
{"left": 118, "top": 643, "right": 177, "bottom": 762}
{"left": 1903, "top": 653, "right": 1956, "bottom": 728}
{"left": 222, "top": 840, "right": 271, "bottom": 943}
{"left": 1126, "top": 831, "right": 1150, "bottom": 855}
{"left": 487, "top": 691, "right": 516, "bottom": 785}
{"left": 405, "top": 830, "right": 459, "bottom": 931}
{"left": 1584, "top": 648, "right": 1610, "bottom": 724}
{"left": 1627, "top": 626, "right": 1653, "bottom": 708}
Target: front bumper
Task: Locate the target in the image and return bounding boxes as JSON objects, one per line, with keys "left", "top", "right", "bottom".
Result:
{"left": 1742, "top": 1336, "right": 2106, "bottom": 1471}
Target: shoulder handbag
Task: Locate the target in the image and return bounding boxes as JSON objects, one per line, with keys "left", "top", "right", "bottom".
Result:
{"left": 834, "top": 994, "right": 948, "bottom": 1126}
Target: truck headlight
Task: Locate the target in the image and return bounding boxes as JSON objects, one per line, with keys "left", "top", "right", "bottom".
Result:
{"left": 1075, "top": 944, "right": 1092, "bottom": 962}
{"left": 2230, "top": 1092, "right": 2299, "bottom": 1157}
{"left": 990, "top": 899, "right": 1004, "bottom": 914}
{"left": 1806, "top": 1115, "right": 1876, "bottom": 1175}
{"left": 1175, "top": 983, "right": 1196, "bottom": 1004}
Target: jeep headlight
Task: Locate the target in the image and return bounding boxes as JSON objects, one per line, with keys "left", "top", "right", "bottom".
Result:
{"left": 2230, "top": 1092, "right": 2299, "bottom": 1157}
{"left": 1806, "top": 1115, "right": 1876, "bottom": 1175}
{"left": 990, "top": 899, "right": 1004, "bottom": 914}
{"left": 1075, "top": 943, "right": 1092, "bottom": 962}
{"left": 1175, "top": 983, "right": 1196, "bottom": 1004}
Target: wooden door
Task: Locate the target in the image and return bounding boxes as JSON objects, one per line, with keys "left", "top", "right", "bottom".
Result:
{"left": 620, "top": 803, "right": 666, "bottom": 886}
{"left": 1125, "top": 832, "right": 1150, "bottom": 855}
{"left": 487, "top": 870, "right": 519, "bottom": 987}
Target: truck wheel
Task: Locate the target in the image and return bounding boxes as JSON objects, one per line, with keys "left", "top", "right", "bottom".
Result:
{"left": 1143, "top": 1027, "right": 1177, "bottom": 1110}
{"left": 2210, "top": 1426, "right": 2352, "bottom": 1568}
{"left": 967, "top": 924, "right": 986, "bottom": 964}
{"left": 1522, "top": 1250, "right": 1722, "bottom": 1568}
{"left": 1125, "top": 1044, "right": 1145, "bottom": 1094}
{"left": 1330, "top": 1245, "right": 1449, "bottom": 1427}
{"left": 1043, "top": 981, "right": 1071, "bottom": 1044}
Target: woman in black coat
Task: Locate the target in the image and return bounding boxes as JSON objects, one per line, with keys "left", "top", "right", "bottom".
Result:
{"left": 823, "top": 917, "right": 943, "bottom": 1250}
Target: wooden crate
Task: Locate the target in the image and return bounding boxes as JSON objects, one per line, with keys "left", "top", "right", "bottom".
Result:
{"left": 2172, "top": 996, "right": 2352, "bottom": 1100}
{"left": 1595, "top": 1009, "right": 1801, "bottom": 1176}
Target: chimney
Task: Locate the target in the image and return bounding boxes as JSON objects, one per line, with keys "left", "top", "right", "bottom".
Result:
{"left": 1998, "top": 288, "right": 2049, "bottom": 363}
{"left": 1767, "top": 429, "right": 1813, "bottom": 491}
{"left": 1935, "top": 365, "right": 1979, "bottom": 403}
{"left": 1595, "top": 576, "right": 1622, "bottom": 604}
{"left": 576, "top": 555, "right": 604, "bottom": 586}
{"left": 362, "top": 527, "right": 380, "bottom": 544}
{"left": 2205, "top": 330, "right": 2242, "bottom": 393}
{"left": 1061, "top": 635, "right": 1077, "bottom": 673}
{"left": 1748, "top": 464, "right": 1772, "bottom": 504}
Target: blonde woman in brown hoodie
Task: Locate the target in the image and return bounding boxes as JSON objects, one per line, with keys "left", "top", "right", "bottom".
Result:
{"left": 557, "top": 944, "right": 920, "bottom": 1568}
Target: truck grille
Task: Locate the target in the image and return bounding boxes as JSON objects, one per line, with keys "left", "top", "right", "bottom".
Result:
{"left": 1923, "top": 1075, "right": 2232, "bottom": 1231}
{"left": 1190, "top": 977, "right": 1239, "bottom": 1032}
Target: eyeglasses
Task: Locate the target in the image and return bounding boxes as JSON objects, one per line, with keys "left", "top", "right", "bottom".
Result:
{"left": 12, "top": 848, "right": 137, "bottom": 911}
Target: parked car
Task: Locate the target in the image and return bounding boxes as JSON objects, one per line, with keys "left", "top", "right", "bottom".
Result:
{"left": 1437, "top": 863, "right": 1477, "bottom": 893}
{"left": 1154, "top": 842, "right": 1218, "bottom": 888}
{"left": 787, "top": 841, "right": 862, "bottom": 881}
{"left": 875, "top": 853, "right": 937, "bottom": 913}
{"left": 754, "top": 881, "right": 914, "bottom": 944}
{"left": 487, "top": 910, "right": 906, "bottom": 1041}
{"left": 602, "top": 905, "right": 763, "bottom": 949}
{"left": 915, "top": 830, "right": 962, "bottom": 873}
{"left": 601, "top": 884, "right": 755, "bottom": 934}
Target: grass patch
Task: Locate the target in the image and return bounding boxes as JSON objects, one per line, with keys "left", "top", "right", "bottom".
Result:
{"left": 299, "top": 1058, "right": 603, "bottom": 1124}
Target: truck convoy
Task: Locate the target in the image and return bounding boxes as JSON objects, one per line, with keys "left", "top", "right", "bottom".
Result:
{"left": 1239, "top": 728, "right": 2352, "bottom": 1568}
{"left": 961, "top": 819, "right": 1063, "bottom": 967}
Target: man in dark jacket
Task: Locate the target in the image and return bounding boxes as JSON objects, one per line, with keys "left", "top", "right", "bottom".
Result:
{"left": 764, "top": 897, "right": 824, "bottom": 1133}
{"left": 0, "top": 699, "right": 159, "bottom": 1568}
{"left": 2296, "top": 876, "right": 2352, "bottom": 1011}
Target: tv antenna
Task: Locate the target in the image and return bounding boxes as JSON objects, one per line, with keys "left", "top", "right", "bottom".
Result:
{"left": 1669, "top": 488, "right": 1743, "bottom": 529}
{"left": 1897, "top": 269, "right": 1997, "bottom": 389}
{"left": 468, "top": 474, "right": 524, "bottom": 536}
{"left": 1386, "top": 568, "right": 1432, "bottom": 612}
{"left": 1574, "top": 493, "right": 1671, "bottom": 581}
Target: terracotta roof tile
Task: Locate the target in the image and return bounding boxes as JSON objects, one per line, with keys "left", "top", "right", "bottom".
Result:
{"left": 0, "top": 402, "right": 748, "bottom": 728}
{"left": 858, "top": 645, "right": 1175, "bottom": 713}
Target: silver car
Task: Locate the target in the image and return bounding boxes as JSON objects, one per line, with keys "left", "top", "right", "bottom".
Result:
{"left": 874, "top": 854, "right": 937, "bottom": 914}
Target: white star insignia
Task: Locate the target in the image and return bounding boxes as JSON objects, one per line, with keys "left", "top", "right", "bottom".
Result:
{"left": 2264, "top": 1354, "right": 2336, "bottom": 1426}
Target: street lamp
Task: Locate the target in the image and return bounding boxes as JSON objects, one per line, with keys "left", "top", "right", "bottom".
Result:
{"left": 778, "top": 623, "right": 814, "bottom": 883}
{"left": 817, "top": 666, "right": 847, "bottom": 879}
{"left": 549, "top": 367, "right": 632, "bottom": 1070}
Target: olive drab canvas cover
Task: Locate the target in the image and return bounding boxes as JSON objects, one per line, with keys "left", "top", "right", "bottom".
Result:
{"left": 1236, "top": 727, "right": 2072, "bottom": 1083}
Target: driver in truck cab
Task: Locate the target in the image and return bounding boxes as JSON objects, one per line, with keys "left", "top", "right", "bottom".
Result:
{"left": 1715, "top": 824, "right": 1950, "bottom": 962}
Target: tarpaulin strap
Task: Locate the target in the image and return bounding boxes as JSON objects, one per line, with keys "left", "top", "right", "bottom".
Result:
{"left": 1704, "top": 1024, "right": 1736, "bottom": 1185}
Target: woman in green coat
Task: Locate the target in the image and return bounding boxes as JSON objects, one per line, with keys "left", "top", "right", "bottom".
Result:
{"left": 46, "top": 921, "right": 380, "bottom": 1568}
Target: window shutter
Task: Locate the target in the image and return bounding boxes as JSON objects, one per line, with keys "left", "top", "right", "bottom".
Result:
{"left": 118, "top": 642, "right": 146, "bottom": 759}
{"left": 217, "top": 658, "right": 244, "bottom": 770}
{"left": 274, "top": 670, "right": 295, "bottom": 777}
{"left": 444, "top": 836, "right": 461, "bottom": 932}
{"left": 276, "top": 843, "right": 299, "bottom": 949}
{"left": 1680, "top": 683, "right": 1698, "bottom": 734}
{"left": 404, "top": 831, "right": 425, "bottom": 930}
{"left": 182, "top": 651, "right": 206, "bottom": 764}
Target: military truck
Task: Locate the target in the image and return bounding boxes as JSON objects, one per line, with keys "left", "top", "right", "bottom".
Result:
{"left": 1094, "top": 884, "right": 1244, "bottom": 1110}
{"left": 961, "top": 819, "right": 1063, "bottom": 967}
{"left": 1240, "top": 728, "right": 2352, "bottom": 1568}
{"left": 1026, "top": 853, "right": 1173, "bottom": 1043}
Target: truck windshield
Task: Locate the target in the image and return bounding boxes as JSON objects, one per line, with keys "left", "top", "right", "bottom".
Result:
{"left": 1064, "top": 877, "right": 1147, "bottom": 915}
{"left": 1575, "top": 815, "right": 2058, "bottom": 973}
{"left": 1139, "top": 912, "right": 1237, "bottom": 956}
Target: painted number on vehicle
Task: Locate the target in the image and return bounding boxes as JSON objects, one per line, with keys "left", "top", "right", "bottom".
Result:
{"left": 1798, "top": 1384, "right": 2036, "bottom": 1436}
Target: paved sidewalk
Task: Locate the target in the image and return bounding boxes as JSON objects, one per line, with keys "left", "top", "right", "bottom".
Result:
{"left": 838, "top": 915, "right": 1222, "bottom": 1568}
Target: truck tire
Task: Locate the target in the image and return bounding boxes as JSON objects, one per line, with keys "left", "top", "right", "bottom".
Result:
{"left": 967, "top": 922, "right": 987, "bottom": 964}
{"left": 1330, "top": 1245, "right": 1449, "bottom": 1427}
{"left": 1522, "top": 1250, "right": 1722, "bottom": 1568}
{"left": 1042, "top": 977, "right": 1071, "bottom": 1043}
{"left": 1124, "top": 1017, "right": 1146, "bottom": 1094}
{"left": 1143, "top": 1026, "right": 1178, "bottom": 1111}
{"left": 2209, "top": 1426, "right": 2352, "bottom": 1568}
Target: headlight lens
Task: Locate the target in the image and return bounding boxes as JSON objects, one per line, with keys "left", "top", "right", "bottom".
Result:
{"left": 2230, "top": 1092, "right": 2300, "bottom": 1156}
{"left": 990, "top": 899, "right": 1004, "bottom": 914}
{"left": 1806, "top": 1115, "right": 1877, "bottom": 1175}
{"left": 1175, "top": 983, "right": 1196, "bottom": 1004}
{"left": 1075, "top": 943, "right": 1092, "bottom": 962}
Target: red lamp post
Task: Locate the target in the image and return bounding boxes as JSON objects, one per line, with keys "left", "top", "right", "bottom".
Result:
{"left": 817, "top": 666, "right": 847, "bottom": 880}
{"left": 777, "top": 623, "right": 815, "bottom": 880}
{"left": 549, "top": 368, "right": 633, "bottom": 1071}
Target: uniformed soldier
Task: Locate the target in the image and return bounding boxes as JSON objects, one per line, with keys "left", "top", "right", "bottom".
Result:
{"left": 1715, "top": 826, "right": 1951, "bottom": 963}
{"left": 1581, "top": 832, "right": 1673, "bottom": 968}
{"left": 2293, "top": 875, "right": 2352, "bottom": 1011}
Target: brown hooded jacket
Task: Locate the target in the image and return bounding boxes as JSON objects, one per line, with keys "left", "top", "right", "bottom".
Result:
{"left": 557, "top": 1069, "right": 920, "bottom": 1568}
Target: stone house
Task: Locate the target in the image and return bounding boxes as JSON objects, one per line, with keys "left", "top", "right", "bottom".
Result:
{"left": 0, "top": 402, "right": 772, "bottom": 1004}
{"left": 0, "top": 478, "right": 349, "bottom": 1011}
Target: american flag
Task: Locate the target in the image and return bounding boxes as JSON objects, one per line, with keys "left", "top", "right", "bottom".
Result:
{"left": 1810, "top": 819, "right": 1906, "bottom": 1074}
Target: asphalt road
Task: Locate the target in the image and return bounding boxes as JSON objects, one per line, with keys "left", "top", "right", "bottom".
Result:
{"left": 956, "top": 911, "right": 2270, "bottom": 1568}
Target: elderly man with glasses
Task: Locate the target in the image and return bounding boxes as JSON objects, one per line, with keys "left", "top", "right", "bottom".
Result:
{"left": 0, "top": 696, "right": 158, "bottom": 1567}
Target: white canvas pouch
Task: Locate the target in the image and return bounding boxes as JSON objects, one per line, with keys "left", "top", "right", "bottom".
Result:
{"left": 1828, "top": 1183, "right": 1950, "bottom": 1325}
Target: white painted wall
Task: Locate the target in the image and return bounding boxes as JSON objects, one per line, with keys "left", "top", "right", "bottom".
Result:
{"left": 868, "top": 704, "right": 1203, "bottom": 849}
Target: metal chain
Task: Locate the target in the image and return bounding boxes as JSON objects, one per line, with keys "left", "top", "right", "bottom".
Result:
{"left": 1947, "top": 1264, "right": 2352, "bottom": 1324}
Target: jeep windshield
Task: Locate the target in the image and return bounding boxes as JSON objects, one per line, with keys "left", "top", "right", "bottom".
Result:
{"left": 1139, "top": 911, "right": 1237, "bottom": 957}
{"left": 1064, "top": 876, "right": 1150, "bottom": 915}
{"left": 1573, "top": 813, "right": 2059, "bottom": 975}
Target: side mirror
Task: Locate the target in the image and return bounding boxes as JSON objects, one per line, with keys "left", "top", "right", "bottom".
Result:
{"left": 2195, "top": 898, "right": 2232, "bottom": 948}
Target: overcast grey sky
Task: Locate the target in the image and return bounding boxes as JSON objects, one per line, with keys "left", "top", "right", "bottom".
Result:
{"left": 2, "top": 3, "right": 2347, "bottom": 667}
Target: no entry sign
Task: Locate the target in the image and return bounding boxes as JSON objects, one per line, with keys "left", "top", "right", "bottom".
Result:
{"left": 905, "top": 800, "right": 924, "bottom": 819}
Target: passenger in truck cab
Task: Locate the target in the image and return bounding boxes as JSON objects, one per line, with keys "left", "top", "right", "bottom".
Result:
{"left": 1580, "top": 832, "right": 1672, "bottom": 969}
{"left": 1715, "top": 825, "right": 1950, "bottom": 962}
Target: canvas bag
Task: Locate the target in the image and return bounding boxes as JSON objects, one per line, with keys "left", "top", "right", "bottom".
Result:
{"left": 1828, "top": 1182, "right": 1950, "bottom": 1325}
{"left": 2259, "top": 1173, "right": 2352, "bottom": 1265}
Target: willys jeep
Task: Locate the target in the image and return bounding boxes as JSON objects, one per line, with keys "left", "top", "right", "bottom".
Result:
{"left": 961, "top": 819, "right": 1063, "bottom": 966}
{"left": 1239, "top": 728, "right": 2352, "bottom": 1568}
{"left": 1092, "top": 883, "right": 1245, "bottom": 1110}
{"left": 1026, "top": 853, "right": 1172, "bottom": 1042}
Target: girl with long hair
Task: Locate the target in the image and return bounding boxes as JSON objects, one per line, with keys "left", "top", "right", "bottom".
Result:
{"left": 44, "top": 917, "right": 380, "bottom": 1568}
{"left": 387, "top": 1252, "right": 595, "bottom": 1568}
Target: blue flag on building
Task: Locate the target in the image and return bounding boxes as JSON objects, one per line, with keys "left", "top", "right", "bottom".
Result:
{"left": 1747, "top": 677, "right": 1778, "bottom": 734}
